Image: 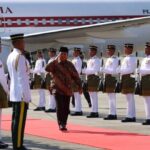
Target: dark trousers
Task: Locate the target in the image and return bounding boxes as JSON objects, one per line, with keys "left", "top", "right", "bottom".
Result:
{"left": 55, "top": 93, "right": 70, "bottom": 126}
{"left": 11, "top": 101, "right": 28, "bottom": 150}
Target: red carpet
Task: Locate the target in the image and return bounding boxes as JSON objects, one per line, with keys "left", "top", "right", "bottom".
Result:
{"left": 2, "top": 115, "right": 150, "bottom": 150}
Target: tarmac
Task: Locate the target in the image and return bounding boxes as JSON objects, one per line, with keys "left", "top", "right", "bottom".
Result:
{"left": 2, "top": 90, "right": 150, "bottom": 150}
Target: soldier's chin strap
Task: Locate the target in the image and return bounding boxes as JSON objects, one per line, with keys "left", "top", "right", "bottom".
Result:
{"left": 30, "top": 102, "right": 57, "bottom": 121}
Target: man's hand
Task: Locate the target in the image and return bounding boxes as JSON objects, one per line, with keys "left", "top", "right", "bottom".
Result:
{"left": 54, "top": 52, "right": 61, "bottom": 64}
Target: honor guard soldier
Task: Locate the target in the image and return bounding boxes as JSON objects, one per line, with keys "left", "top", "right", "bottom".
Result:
{"left": 0, "top": 38, "right": 9, "bottom": 149}
{"left": 45, "top": 47, "right": 82, "bottom": 131}
{"left": 7, "top": 34, "right": 31, "bottom": 150}
{"left": 45, "top": 48, "right": 57, "bottom": 113}
{"left": 71, "top": 47, "right": 83, "bottom": 116}
{"left": 33, "top": 51, "right": 46, "bottom": 111}
{"left": 103, "top": 45, "right": 118, "bottom": 120}
{"left": 82, "top": 45, "right": 101, "bottom": 118}
{"left": 120, "top": 43, "right": 137, "bottom": 122}
{"left": 139, "top": 42, "right": 150, "bottom": 125}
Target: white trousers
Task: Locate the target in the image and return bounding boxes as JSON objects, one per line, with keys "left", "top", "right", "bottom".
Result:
{"left": 38, "top": 89, "right": 46, "bottom": 107}
{"left": 0, "top": 109, "right": 2, "bottom": 140}
{"left": 74, "top": 92, "right": 82, "bottom": 112}
{"left": 108, "top": 93, "right": 116, "bottom": 115}
{"left": 144, "top": 96, "right": 150, "bottom": 119}
{"left": 89, "top": 92, "right": 98, "bottom": 113}
{"left": 48, "top": 94, "right": 56, "bottom": 109}
{"left": 125, "top": 94, "right": 136, "bottom": 118}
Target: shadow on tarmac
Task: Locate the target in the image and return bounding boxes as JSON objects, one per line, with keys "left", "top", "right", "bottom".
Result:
{"left": 3, "top": 136, "right": 79, "bottom": 150}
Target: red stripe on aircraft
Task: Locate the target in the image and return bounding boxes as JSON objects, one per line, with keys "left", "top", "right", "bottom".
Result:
{"left": 0, "top": 15, "right": 147, "bottom": 27}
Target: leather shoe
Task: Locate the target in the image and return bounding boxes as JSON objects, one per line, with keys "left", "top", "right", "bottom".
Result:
{"left": 34, "top": 107, "right": 45, "bottom": 111}
{"left": 87, "top": 112, "right": 99, "bottom": 118}
{"left": 104, "top": 114, "right": 117, "bottom": 120}
{"left": 59, "top": 124, "right": 67, "bottom": 131}
{"left": 121, "top": 117, "right": 136, "bottom": 122}
{"left": 71, "top": 111, "right": 83, "bottom": 116}
{"left": 142, "top": 119, "right": 150, "bottom": 125}
{"left": 0, "top": 141, "right": 8, "bottom": 149}
{"left": 45, "top": 108, "right": 56, "bottom": 113}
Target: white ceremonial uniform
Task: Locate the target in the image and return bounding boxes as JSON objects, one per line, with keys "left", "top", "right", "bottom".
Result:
{"left": 120, "top": 54, "right": 137, "bottom": 118}
{"left": 7, "top": 48, "right": 31, "bottom": 103}
{"left": 139, "top": 55, "right": 150, "bottom": 120}
{"left": 103, "top": 55, "right": 119, "bottom": 115}
{"left": 82, "top": 55, "right": 101, "bottom": 113}
{"left": 47, "top": 56, "right": 56, "bottom": 110}
{"left": 72, "top": 56, "right": 82, "bottom": 112}
{"left": 34, "top": 58, "right": 46, "bottom": 107}
{"left": 0, "top": 59, "right": 9, "bottom": 140}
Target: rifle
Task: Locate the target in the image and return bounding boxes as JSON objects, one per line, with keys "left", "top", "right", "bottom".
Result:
{"left": 98, "top": 52, "right": 105, "bottom": 92}
{"left": 135, "top": 51, "right": 141, "bottom": 95}
{"left": 115, "top": 52, "right": 122, "bottom": 93}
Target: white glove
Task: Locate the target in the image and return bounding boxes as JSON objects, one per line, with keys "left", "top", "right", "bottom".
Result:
{"left": 82, "top": 68, "right": 86, "bottom": 74}
{"left": 116, "top": 67, "right": 121, "bottom": 74}
{"left": 135, "top": 68, "right": 139, "bottom": 74}
{"left": 99, "top": 67, "right": 104, "bottom": 73}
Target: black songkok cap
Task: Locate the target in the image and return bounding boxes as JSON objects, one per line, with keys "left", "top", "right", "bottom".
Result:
{"left": 10, "top": 34, "right": 24, "bottom": 41}
{"left": 59, "top": 47, "right": 68, "bottom": 53}
{"left": 124, "top": 43, "right": 134, "bottom": 49}
{"left": 107, "top": 45, "right": 116, "bottom": 50}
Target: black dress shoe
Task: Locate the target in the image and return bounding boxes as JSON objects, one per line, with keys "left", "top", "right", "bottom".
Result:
{"left": 142, "top": 119, "right": 150, "bottom": 125}
{"left": 87, "top": 112, "right": 99, "bottom": 118}
{"left": 45, "top": 108, "right": 56, "bottom": 113}
{"left": 59, "top": 125, "right": 67, "bottom": 131}
{"left": 71, "top": 111, "right": 83, "bottom": 116}
{"left": 0, "top": 141, "right": 8, "bottom": 149}
{"left": 34, "top": 107, "right": 45, "bottom": 111}
{"left": 121, "top": 117, "right": 136, "bottom": 122}
{"left": 104, "top": 114, "right": 117, "bottom": 120}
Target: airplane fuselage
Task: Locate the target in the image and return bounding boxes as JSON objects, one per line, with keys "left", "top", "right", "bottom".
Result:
{"left": 0, "top": 0, "right": 150, "bottom": 36}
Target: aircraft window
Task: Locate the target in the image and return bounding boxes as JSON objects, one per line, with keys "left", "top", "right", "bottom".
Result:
{"left": 74, "top": 18, "right": 78, "bottom": 25}
{"left": 17, "top": 19, "right": 22, "bottom": 25}
{"left": 66, "top": 19, "right": 70, "bottom": 25}
{"left": 96, "top": 18, "right": 101, "bottom": 23}
{"left": 81, "top": 18, "right": 86, "bottom": 24}
{"left": 34, "top": 19, "right": 38, "bottom": 25}
{"left": 7, "top": 19, "right": 12, "bottom": 25}
{"left": 89, "top": 18, "right": 93, "bottom": 24}
{"left": 58, "top": 18, "right": 62, "bottom": 24}
{"left": 25, "top": 19, "right": 30, "bottom": 25}
{"left": 112, "top": 18, "right": 116, "bottom": 21}
{"left": 50, "top": 18, "right": 54, "bottom": 25}
{"left": 42, "top": 19, "right": 46, "bottom": 25}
